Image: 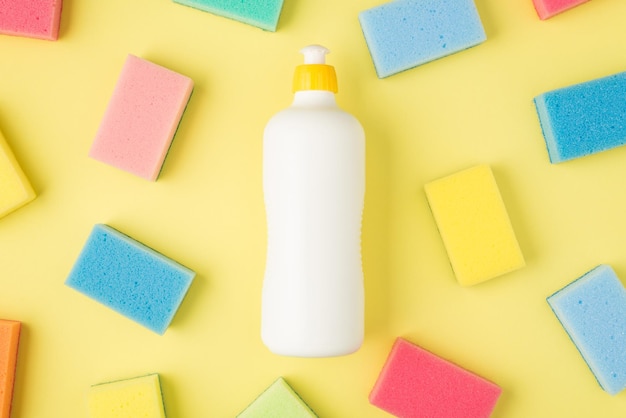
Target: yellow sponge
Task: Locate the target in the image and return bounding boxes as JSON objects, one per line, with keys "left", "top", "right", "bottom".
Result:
{"left": 88, "top": 374, "right": 166, "bottom": 418}
{"left": 424, "top": 164, "right": 524, "bottom": 286}
{"left": 0, "top": 129, "right": 35, "bottom": 219}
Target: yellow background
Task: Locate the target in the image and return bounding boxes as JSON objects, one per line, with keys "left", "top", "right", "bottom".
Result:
{"left": 1, "top": 0, "right": 626, "bottom": 416}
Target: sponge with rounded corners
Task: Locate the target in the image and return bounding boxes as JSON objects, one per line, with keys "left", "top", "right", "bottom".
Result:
{"left": 65, "top": 224, "right": 195, "bottom": 335}
{"left": 0, "top": 128, "right": 36, "bottom": 220}
{"left": 370, "top": 338, "right": 502, "bottom": 418}
{"left": 424, "top": 164, "right": 525, "bottom": 286}
{"left": 173, "top": 0, "right": 285, "bottom": 32}
{"left": 88, "top": 374, "right": 166, "bottom": 418}
{"left": 534, "top": 71, "right": 626, "bottom": 163}
{"left": 237, "top": 377, "right": 317, "bottom": 418}
{"left": 547, "top": 264, "right": 626, "bottom": 395}
{"left": 532, "top": 0, "right": 590, "bottom": 20}
{"left": 0, "top": 0, "right": 63, "bottom": 40}
{"left": 0, "top": 319, "right": 21, "bottom": 418}
{"left": 89, "top": 54, "right": 194, "bottom": 181}
{"left": 359, "top": 0, "right": 486, "bottom": 78}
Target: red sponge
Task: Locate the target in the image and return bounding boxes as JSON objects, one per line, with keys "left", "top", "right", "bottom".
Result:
{"left": 0, "top": 0, "right": 63, "bottom": 40}
{"left": 369, "top": 338, "right": 502, "bottom": 418}
{"left": 532, "top": 0, "right": 589, "bottom": 20}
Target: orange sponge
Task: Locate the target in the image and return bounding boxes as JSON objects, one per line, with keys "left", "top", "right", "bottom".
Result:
{"left": 0, "top": 320, "right": 21, "bottom": 418}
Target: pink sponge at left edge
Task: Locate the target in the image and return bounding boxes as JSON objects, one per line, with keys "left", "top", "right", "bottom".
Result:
{"left": 370, "top": 338, "right": 502, "bottom": 418}
{"left": 89, "top": 54, "right": 194, "bottom": 181}
{"left": 532, "top": 0, "right": 590, "bottom": 20}
{"left": 0, "top": 0, "right": 63, "bottom": 40}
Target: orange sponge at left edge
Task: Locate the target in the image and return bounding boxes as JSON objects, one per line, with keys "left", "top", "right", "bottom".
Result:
{"left": 0, "top": 320, "right": 21, "bottom": 418}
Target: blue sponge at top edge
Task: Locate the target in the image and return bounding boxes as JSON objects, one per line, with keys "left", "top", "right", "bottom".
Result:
{"left": 534, "top": 71, "right": 626, "bottom": 163}
{"left": 65, "top": 224, "right": 195, "bottom": 335}
{"left": 173, "top": 0, "right": 285, "bottom": 31}
{"left": 547, "top": 264, "right": 626, "bottom": 395}
{"left": 359, "top": 0, "right": 486, "bottom": 78}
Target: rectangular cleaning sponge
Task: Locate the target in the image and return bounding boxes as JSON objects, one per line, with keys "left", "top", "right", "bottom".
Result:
{"left": 65, "top": 224, "right": 195, "bottom": 335}
{"left": 532, "top": 0, "right": 590, "bottom": 20}
{"left": 88, "top": 374, "right": 166, "bottom": 418}
{"left": 547, "top": 265, "right": 626, "bottom": 395}
{"left": 424, "top": 164, "right": 525, "bottom": 286}
{"left": 89, "top": 54, "right": 193, "bottom": 181}
{"left": 370, "top": 338, "right": 502, "bottom": 418}
{"left": 0, "top": 0, "right": 63, "bottom": 40}
{"left": 534, "top": 71, "right": 626, "bottom": 163}
{"left": 237, "top": 377, "right": 317, "bottom": 418}
{"left": 0, "top": 320, "right": 21, "bottom": 418}
{"left": 173, "top": 0, "right": 285, "bottom": 32}
{"left": 359, "top": 0, "right": 486, "bottom": 78}
{"left": 0, "top": 128, "right": 36, "bottom": 220}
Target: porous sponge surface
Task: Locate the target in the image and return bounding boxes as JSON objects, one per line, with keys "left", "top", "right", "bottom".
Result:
{"left": 424, "top": 164, "right": 525, "bottom": 286}
{"left": 88, "top": 374, "right": 166, "bottom": 418}
{"left": 547, "top": 265, "right": 626, "bottom": 395}
{"left": 369, "top": 338, "right": 502, "bottom": 418}
{"left": 0, "top": 129, "right": 36, "bottom": 220}
{"left": 359, "top": 0, "right": 486, "bottom": 78}
{"left": 173, "top": 0, "right": 284, "bottom": 31}
{"left": 65, "top": 224, "right": 195, "bottom": 335}
{"left": 0, "top": 0, "right": 63, "bottom": 40}
{"left": 532, "top": 0, "right": 590, "bottom": 20}
{"left": 0, "top": 320, "right": 20, "bottom": 418}
{"left": 534, "top": 71, "right": 626, "bottom": 163}
{"left": 237, "top": 377, "right": 317, "bottom": 418}
{"left": 89, "top": 54, "right": 194, "bottom": 181}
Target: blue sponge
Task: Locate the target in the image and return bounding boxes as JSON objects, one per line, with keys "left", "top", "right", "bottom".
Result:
{"left": 359, "top": 0, "right": 486, "bottom": 78}
{"left": 547, "top": 265, "right": 626, "bottom": 395}
{"left": 534, "top": 71, "right": 626, "bottom": 163}
{"left": 66, "top": 224, "right": 195, "bottom": 335}
{"left": 173, "top": 0, "right": 285, "bottom": 31}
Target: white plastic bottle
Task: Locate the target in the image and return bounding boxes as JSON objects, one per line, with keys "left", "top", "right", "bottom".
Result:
{"left": 261, "top": 45, "right": 365, "bottom": 357}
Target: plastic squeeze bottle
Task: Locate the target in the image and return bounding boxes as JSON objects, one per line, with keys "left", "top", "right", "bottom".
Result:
{"left": 261, "top": 45, "right": 365, "bottom": 357}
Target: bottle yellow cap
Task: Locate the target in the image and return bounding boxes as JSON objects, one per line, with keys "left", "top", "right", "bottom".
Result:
{"left": 292, "top": 45, "right": 338, "bottom": 93}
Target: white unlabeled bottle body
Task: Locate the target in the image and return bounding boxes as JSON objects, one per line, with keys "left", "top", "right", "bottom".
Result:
{"left": 261, "top": 45, "right": 365, "bottom": 357}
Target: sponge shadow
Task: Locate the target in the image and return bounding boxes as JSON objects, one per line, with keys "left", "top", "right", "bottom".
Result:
{"left": 9, "top": 322, "right": 30, "bottom": 418}
{"left": 473, "top": 0, "right": 498, "bottom": 40}
{"left": 276, "top": 0, "right": 297, "bottom": 32}
{"left": 168, "top": 270, "right": 208, "bottom": 332}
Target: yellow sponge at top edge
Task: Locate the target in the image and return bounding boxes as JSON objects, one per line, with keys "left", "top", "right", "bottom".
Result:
{"left": 0, "top": 129, "right": 35, "bottom": 220}
{"left": 88, "top": 373, "right": 166, "bottom": 418}
{"left": 424, "top": 164, "right": 525, "bottom": 286}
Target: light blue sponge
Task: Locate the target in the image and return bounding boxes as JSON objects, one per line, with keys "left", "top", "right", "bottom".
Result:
{"left": 534, "top": 71, "right": 626, "bottom": 163}
{"left": 173, "top": 0, "right": 284, "bottom": 31}
{"left": 66, "top": 224, "right": 195, "bottom": 335}
{"left": 359, "top": 0, "right": 486, "bottom": 78}
{"left": 547, "top": 265, "right": 626, "bottom": 395}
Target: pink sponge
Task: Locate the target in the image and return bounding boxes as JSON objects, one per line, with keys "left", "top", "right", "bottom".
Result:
{"left": 89, "top": 54, "right": 194, "bottom": 181}
{"left": 370, "top": 338, "right": 502, "bottom": 418}
{"left": 532, "top": 0, "right": 589, "bottom": 20}
{"left": 0, "top": 0, "right": 63, "bottom": 40}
